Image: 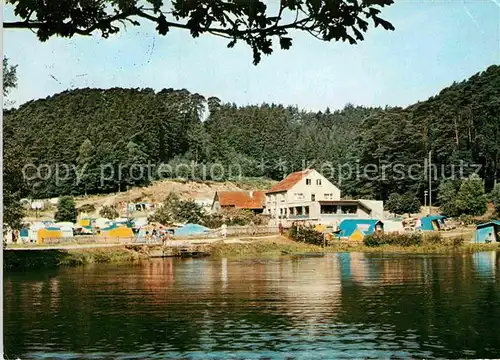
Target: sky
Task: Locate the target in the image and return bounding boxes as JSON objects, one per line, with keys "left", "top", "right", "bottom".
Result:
{"left": 3, "top": 0, "right": 500, "bottom": 111}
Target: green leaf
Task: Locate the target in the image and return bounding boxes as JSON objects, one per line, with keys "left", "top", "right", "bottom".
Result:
{"left": 156, "top": 14, "right": 169, "bottom": 35}
{"left": 279, "top": 37, "right": 292, "bottom": 50}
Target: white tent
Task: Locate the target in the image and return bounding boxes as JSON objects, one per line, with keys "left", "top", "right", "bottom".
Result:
{"left": 134, "top": 217, "right": 148, "bottom": 227}
{"left": 54, "top": 222, "right": 75, "bottom": 237}
{"left": 95, "top": 218, "right": 112, "bottom": 229}
{"left": 28, "top": 222, "right": 47, "bottom": 242}
{"left": 55, "top": 221, "right": 75, "bottom": 229}
{"left": 383, "top": 220, "right": 405, "bottom": 234}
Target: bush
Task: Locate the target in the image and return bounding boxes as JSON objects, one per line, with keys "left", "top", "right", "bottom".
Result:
{"left": 203, "top": 208, "right": 269, "bottom": 228}
{"left": 364, "top": 233, "right": 423, "bottom": 247}
{"left": 451, "top": 236, "right": 465, "bottom": 247}
{"left": 99, "top": 205, "right": 119, "bottom": 219}
{"left": 78, "top": 203, "right": 96, "bottom": 214}
{"left": 289, "top": 224, "right": 324, "bottom": 246}
{"left": 458, "top": 214, "right": 474, "bottom": 226}
{"left": 423, "top": 233, "right": 443, "bottom": 245}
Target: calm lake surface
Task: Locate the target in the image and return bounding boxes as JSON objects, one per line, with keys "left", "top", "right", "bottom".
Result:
{"left": 5, "top": 252, "right": 500, "bottom": 359}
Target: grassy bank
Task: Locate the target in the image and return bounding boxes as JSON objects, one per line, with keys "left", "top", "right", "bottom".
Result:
{"left": 4, "top": 247, "right": 145, "bottom": 270}
{"left": 5, "top": 238, "right": 500, "bottom": 270}
{"left": 205, "top": 238, "right": 500, "bottom": 258}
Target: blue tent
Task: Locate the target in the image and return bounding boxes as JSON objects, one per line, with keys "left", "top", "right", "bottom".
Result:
{"left": 174, "top": 223, "right": 210, "bottom": 237}
{"left": 419, "top": 215, "right": 446, "bottom": 231}
{"left": 338, "top": 219, "right": 383, "bottom": 238}
{"left": 20, "top": 227, "right": 29, "bottom": 238}
{"left": 473, "top": 221, "right": 500, "bottom": 243}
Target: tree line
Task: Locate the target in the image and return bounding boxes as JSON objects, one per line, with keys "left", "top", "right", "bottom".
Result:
{"left": 4, "top": 63, "right": 500, "bottom": 227}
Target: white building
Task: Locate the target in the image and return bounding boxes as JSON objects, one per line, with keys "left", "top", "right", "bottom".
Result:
{"left": 264, "top": 169, "right": 383, "bottom": 224}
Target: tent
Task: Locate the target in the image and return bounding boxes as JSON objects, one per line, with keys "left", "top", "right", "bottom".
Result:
{"left": 133, "top": 217, "right": 148, "bottom": 228}
{"left": 473, "top": 221, "right": 500, "bottom": 243}
{"left": 314, "top": 224, "right": 327, "bottom": 233}
{"left": 419, "top": 215, "right": 447, "bottom": 231}
{"left": 20, "top": 227, "right": 29, "bottom": 241}
{"left": 99, "top": 224, "right": 134, "bottom": 238}
{"left": 95, "top": 217, "right": 112, "bottom": 229}
{"left": 37, "top": 226, "right": 63, "bottom": 244}
{"left": 174, "top": 223, "right": 210, "bottom": 237}
{"left": 383, "top": 220, "right": 405, "bottom": 234}
{"left": 78, "top": 217, "right": 91, "bottom": 227}
{"left": 339, "top": 219, "right": 384, "bottom": 241}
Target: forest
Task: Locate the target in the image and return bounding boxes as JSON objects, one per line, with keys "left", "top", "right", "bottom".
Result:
{"left": 4, "top": 64, "right": 500, "bottom": 205}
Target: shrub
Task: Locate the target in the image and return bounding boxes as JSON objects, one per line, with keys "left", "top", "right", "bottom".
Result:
{"left": 289, "top": 224, "right": 324, "bottom": 246}
{"left": 458, "top": 214, "right": 474, "bottom": 226}
{"left": 364, "top": 233, "right": 423, "bottom": 247}
{"left": 451, "top": 236, "right": 465, "bottom": 247}
{"left": 77, "top": 203, "right": 96, "bottom": 214}
{"left": 99, "top": 205, "right": 119, "bottom": 219}
{"left": 423, "top": 233, "right": 443, "bottom": 245}
{"left": 203, "top": 208, "right": 269, "bottom": 228}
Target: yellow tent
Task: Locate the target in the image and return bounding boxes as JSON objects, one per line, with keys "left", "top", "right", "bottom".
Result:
{"left": 102, "top": 226, "right": 134, "bottom": 238}
{"left": 79, "top": 218, "right": 91, "bottom": 227}
{"left": 349, "top": 228, "right": 365, "bottom": 241}
{"left": 37, "top": 227, "right": 63, "bottom": 244}
{"left": 315, "top": 224, "right": 327, "bottom": 233}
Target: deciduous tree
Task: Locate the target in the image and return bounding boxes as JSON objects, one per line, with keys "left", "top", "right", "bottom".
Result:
{"left": 4, "top": 0, "right": 395, "bottom": 64}
{"left": 455, "top": 174, "right": 487, "bottom": 216}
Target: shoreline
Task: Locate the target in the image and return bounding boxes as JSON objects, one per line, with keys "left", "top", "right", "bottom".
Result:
{"left": 4, "top": 237, "right": 500, "bottom": 270}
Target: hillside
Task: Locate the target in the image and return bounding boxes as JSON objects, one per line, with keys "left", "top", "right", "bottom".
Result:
{"left": 5, "top": 64, "right": 500, "bottom": 202}
{"left": 24, "top": 178, "right": 277, "bottom": 221}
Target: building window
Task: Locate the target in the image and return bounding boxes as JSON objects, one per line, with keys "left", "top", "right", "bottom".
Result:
{"left": 294, "top": 193, "right": 304, "bottom": 200}
{"left": 311, "top": 194, "right": 316, "bottom": 201}
{"left": 306, "top": 179, "right": 311, "bottom": 185}
{"left": 289, "top": 207, "right": 294, "bottom": 216}
{"left": 305, "top": 206, "right": 309, "bottom": 215}
{"left": 316, "top": 179, "right": 322, "bottom": 185}
{"left": 296, "top": 207, "right": 303, "bottom": 215}
{"left": 321, "top": 205, "right": 338, "bottom": 214}
{"left": 324, "top": 193, "right": 333, "bottom": 200}
{"left": 280, "top": 208, "right": 284, "bottom": 215}
{"left": 341, "top": 205, "right": 357, "bottom": 214}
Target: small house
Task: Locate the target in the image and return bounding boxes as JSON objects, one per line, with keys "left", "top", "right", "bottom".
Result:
{"left": 473, "top": 221, "right": 500, "bottom": 243}
{"left": 339, "top": 219, "right": 384, "bottom": 241}
{"left": 212, "top": 191, "right": 266, "bottom": 214}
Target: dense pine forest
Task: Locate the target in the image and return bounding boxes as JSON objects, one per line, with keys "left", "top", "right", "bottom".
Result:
{"left": 5, "top": 64, "right": 500, "bottom": 202}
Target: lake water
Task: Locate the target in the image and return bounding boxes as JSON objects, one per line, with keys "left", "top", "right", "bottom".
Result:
{"left": 5, "top": 252, "right": 500, "bottom": 359}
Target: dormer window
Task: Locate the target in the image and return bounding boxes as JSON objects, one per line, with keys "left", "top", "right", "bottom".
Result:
{"left": 306, "top": 179, "right": 311, "bottom": 185}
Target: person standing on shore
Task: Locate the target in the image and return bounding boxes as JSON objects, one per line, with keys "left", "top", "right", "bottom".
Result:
{"left": 221, "top": 223, "right": 227, "bottom": 239}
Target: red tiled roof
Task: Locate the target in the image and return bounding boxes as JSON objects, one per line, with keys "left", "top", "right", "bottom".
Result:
{"left": 216, "top": 191, "right": 266, "bottom": 209}
{"left": 268, "top": 169, "right": 312, "bottom": 193}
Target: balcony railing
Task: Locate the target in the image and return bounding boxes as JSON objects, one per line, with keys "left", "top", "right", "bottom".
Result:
{"left": 288, "top": 214, "right": 310, "bottom": 220}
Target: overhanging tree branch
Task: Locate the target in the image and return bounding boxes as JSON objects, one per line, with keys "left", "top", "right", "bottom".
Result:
{"left": 3, "top": 0, "right": 395, "bottom": 64}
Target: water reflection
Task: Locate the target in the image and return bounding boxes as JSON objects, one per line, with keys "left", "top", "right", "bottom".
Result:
{"left": 5, "top": 251, "right": 500, "bottom": 359}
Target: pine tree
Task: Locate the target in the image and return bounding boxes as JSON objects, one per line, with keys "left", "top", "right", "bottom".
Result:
{"left": 489, "top": 183, "right": 500, "bottom": 215}
{"left": 55, "top": 196, "right": 77, "bottom": 223}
